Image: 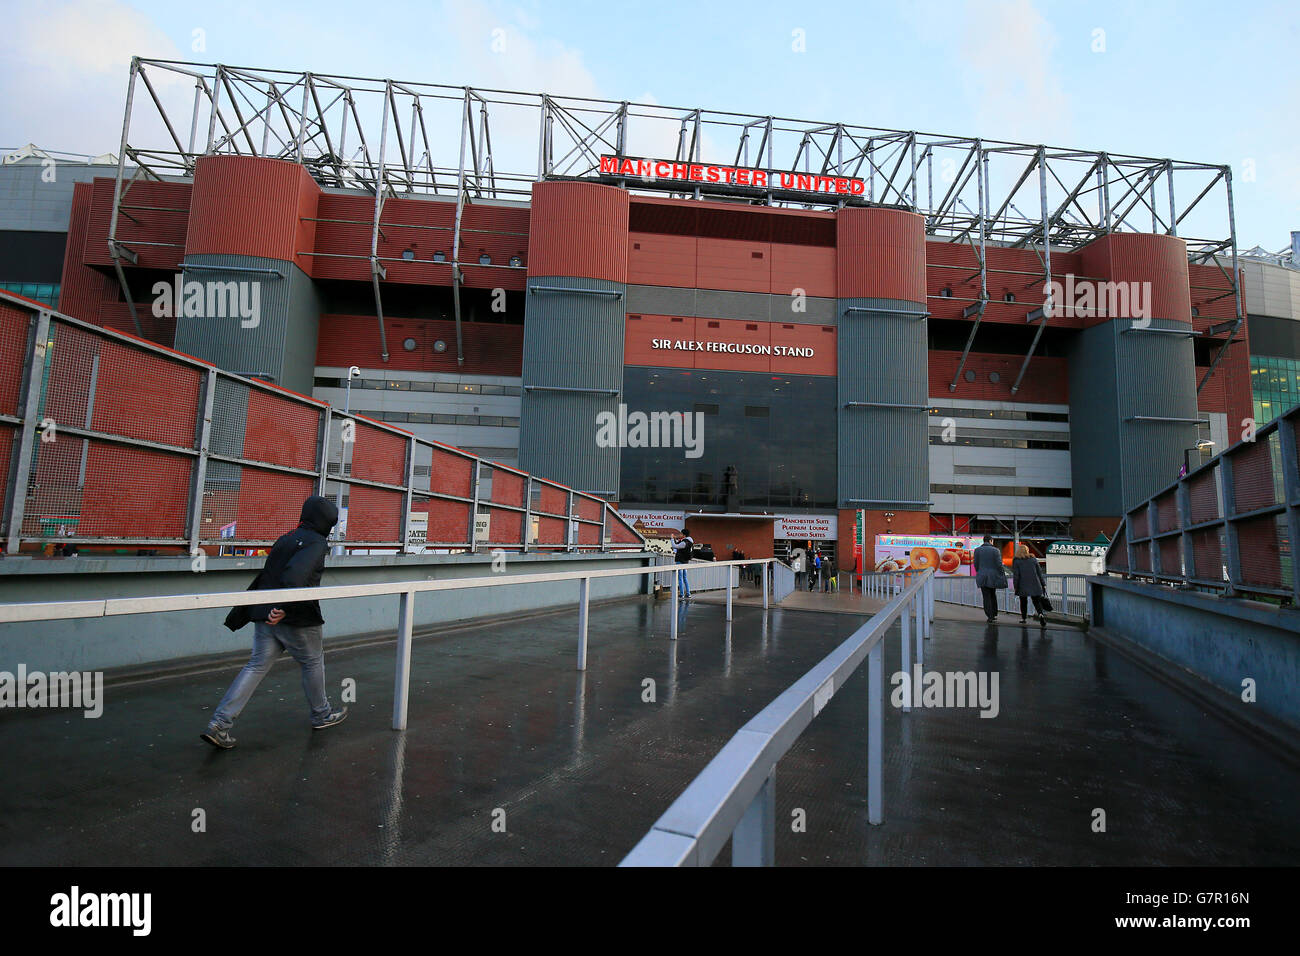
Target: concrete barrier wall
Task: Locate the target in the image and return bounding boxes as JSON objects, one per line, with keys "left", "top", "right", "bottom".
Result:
{"left": 1090, "top": 576, "right": 1300, "bottom": 731}
{"left": 0, "top": 551, "right": 655, "bottom": 674}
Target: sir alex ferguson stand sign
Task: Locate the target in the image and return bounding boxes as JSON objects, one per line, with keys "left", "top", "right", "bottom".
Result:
{"left": 598, "top": 155, "right": 868, "bottom": 200}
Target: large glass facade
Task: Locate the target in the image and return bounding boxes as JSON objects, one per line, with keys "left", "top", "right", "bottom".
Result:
{"left": 1251, "top": 354, "right": 1300, "bottom": 425}
{"left": 0, "top": 282, "right": 59, "bottom": 308}
{"left": 619, "top": 368, "right": 837, "bottom": 509}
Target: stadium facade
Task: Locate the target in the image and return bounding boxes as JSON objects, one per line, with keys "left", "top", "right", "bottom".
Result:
{"left": 4, "top": 58, "right": 1293, "bottom": 564}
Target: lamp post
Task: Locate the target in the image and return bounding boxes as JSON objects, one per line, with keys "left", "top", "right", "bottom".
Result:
{"left": 1183, "top": 439, "right": 1215, "bottom": 476}
{"left": 334, "top": 366, "right": 361, "bottom": 554}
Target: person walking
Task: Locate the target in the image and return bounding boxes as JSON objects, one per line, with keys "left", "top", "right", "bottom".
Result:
{"left": 672, "top": 528, "right": 695, "bottom": 600}
{"left": 201, "top": 495, "right": 348, "bottom": 749}
{"left": 1011, "top": 543, "right": 1049, "bottom": 626}
{"left": 972, "top": 535, "right": 1007, "bottom": 623}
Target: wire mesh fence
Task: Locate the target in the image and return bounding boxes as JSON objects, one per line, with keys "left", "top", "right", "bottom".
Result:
{"left": 0, "top": 292, "right": 644, "bottom": 555}
{"left": 1107, "top": 404, "right": 1300, "bottom": 601}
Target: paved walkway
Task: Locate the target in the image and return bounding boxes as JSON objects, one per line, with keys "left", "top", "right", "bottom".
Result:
{"left": 1, "top": 596, "right": 1296, "bottom": 865}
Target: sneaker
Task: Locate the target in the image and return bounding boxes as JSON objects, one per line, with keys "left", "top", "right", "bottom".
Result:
{"left": 201, "top": 724, "right": 236, "bottom": 749}
{"left": 312, "top": 707, "right": 348, "bottom": 731}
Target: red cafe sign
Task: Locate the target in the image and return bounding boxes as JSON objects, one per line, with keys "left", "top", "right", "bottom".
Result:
{"left": 599, "top": 154, "right": 866, "bottom": 198}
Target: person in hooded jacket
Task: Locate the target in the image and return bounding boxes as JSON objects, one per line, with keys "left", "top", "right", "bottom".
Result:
{"left": 201, "top": 495, "right": 347, "bottom": 749}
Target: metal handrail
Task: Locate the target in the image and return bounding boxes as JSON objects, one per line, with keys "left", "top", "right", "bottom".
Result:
{"left": 0, "top": 557, "right": 781, "bottom": 732}
{"left": 621, "top": 569, "right": 935, "bottom": 867}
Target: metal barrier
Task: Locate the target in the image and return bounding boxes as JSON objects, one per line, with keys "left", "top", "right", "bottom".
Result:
{"left": 650, "top": 554, "right": 739, "bottom": 593}
{"left": 0, "top": 292, "right": 644, "bottom": 555}
{"left": 1107, "top": 400, "right": 1300, "bottom": 601}
{"left": 771, "top": 561, "right": 795, "bottom": 603}
{"left": 621, "top": 569, "right": 935, "bottom": 866}
{"left": 0, "top": 557, "right": 781, "bottom": 728}
{"left": 932, "top": 573, "right": 1091, "bottom": 619}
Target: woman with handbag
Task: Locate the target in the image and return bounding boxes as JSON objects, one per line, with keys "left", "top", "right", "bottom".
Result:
{"left": 1011, "top": 543, "right": 1048, "bottom": 626}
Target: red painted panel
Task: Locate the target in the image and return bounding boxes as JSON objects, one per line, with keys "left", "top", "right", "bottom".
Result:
{"left": 346, "top": 484, "right": 403, "bottom": 541}
{"left": 527, "top": 181, "right": 629, "bottom": 281}
{"left": 79, "top": 443, "right": 192, "bottom": 538}
{"left": 696, "top": 238, "right": 770, "bottom": 294}
{"left": 928, "top": 350, "right": 1069, "bottom": 404}
{"left": 83, "top": 177, "right": 190, "bottom": 271}
{"left": 1079, "top": 232, "right": 1191, "bottom": 324}
{"left": 315, "top": 314, "right": 523, "bottom": 376}
{"left": 185, "top": 156, "right": 321, "bottom": 271}
{"left": 837, "top": 207, "right": 926, "bottom": 301}
{"left": 430, "top": 445, "right": 474, "bottom": 498}
{"left": 769, "top": 243, "right": 835, "bottom": 298}
{"left": 312, "top": 193, "right": 374, "bottom": 282}
{"left": 244, "top": 386, "right": 321, "bottom": 471}
{"left": 351, "top": 420, "right": 407, "bottom": 484}
{"left": 58, "top": 182, "right": 115, "bottom": 324}
{"left": 624, "top": 314, "right": 695, "bottom": 367}
{"left": 692, "top": 317, "right": 770, "bottom": 370}
{"left": 627, "top": 232, "right": 698, "bottom": 287}
{"left": 0, "top": 302, "right": 31, "bottom": 416}
{"left": 234, "top": 469, "right": 316, "bottom": 541}
{"left": 87, "top": 336, "right": 202, "bottom": 448}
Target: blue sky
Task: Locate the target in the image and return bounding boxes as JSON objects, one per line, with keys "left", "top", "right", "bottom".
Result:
{"left": 2, "top": 0, "right": 1296, "bottom": 249}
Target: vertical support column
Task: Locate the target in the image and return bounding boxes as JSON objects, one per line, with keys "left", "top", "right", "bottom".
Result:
{"left": 5, "top": 308, "right": 51, "bottom": 554}
{"left": 1147, "top": 499, "right": 1162, "bottom": 578}
{"left": 576, "top": 576, "right": 591, "bottom": 671}
{"left": 726, "top": 566, "right": 734, "bottom": 622}
{"left": 1220, "top": 454, "right": 1242, "bottom": 595}
{"left": 599, "top": 502, "right": 608, "bottom": 553}
{"left": 900, "top": 599, "right": 912, "bottom": 713}
{"left": 1176, "top": 476, "right": 1194, "bottom": 583}
{"left": 915, "top": 587, "right": 924, "bottom": 670}
{"left": 670, "top": 571, "right": 679, "bottom": 641}
{"left": 186, "top": 367, "right": 217, "bottom": 555}
{"left": 315, "top": 405, "right": 332, "bottom": 496}
{"left": 399, "top": 434, "right": 415, "bottom": 554}
{"left": 522, "top": 475, "right": 532, "bottom": 553}
{"left": 1279, "top": 418, "right": 1300, "bottom": 598}
{"left": 392, "top": 589, "right": 415, "bottom": 730}
{"left": 566, "top": 489, "right": 575, "bottom": 553}
{"left": 467, "top": 458, "right": 481, "bottom": 553}
{"left": 762, "top": 562, "right": 769, "bottom": 610}
{"left": 732, "top": 768, "right": 776, "bottom": 867}
{"left": 867, "top": 640, "right": 883, "bottom": 825}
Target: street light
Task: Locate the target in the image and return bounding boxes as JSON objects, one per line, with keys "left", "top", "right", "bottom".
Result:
{"left": 344, "top": 365, "right": 361, "bottom": 413}
{"left": 1183, "top": 439, "right": 1215, "bottom": 475}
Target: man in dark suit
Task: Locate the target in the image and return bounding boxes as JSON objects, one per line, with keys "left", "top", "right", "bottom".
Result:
{"left": 972, "top": 535, "right": 1007, "bottom": 622}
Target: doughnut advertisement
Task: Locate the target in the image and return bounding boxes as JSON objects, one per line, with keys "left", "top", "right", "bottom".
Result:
{"left": 873, "top": 534, "right": 976, "bottom": 576}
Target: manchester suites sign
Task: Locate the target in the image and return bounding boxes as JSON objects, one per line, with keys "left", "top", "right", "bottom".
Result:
{"left": 599, "top": 154, "right": 867, "bottom": 198}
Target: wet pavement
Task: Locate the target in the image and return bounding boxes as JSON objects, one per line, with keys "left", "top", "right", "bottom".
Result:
{"left": 2, "top": 596, "right": 1297, "bottom": 866}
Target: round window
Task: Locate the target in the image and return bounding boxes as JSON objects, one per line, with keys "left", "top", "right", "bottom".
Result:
{"left": 403, "top": 337, "right": 417, "bottom": 352}
{"left": 989, "top": 371, "right": 1001, "bottom": 383}
{"left": 434, "top": 340, "right": 447, "bottom": 353}
{"left": 964, "top": 370, "right": 976, "bottom": 383}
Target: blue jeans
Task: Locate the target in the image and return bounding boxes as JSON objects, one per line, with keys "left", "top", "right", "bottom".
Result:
{"left": 677, "top": 567, "right": 691, "bottom": 597}
{"left": 211, "top": 622, "right": 332, "bottom": 729}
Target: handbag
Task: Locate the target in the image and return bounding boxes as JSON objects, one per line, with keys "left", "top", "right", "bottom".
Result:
{"left": 1039, "top": 595, "right": 1054, "bottom": 612}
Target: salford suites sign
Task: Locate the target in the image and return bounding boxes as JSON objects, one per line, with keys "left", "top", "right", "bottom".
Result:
{"left": 599, "top": 155, "right": 867, "bottom": 198}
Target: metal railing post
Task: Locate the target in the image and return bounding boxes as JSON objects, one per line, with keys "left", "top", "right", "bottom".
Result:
{"left": 915, "top": 586, "right": 924, "bottom": 670}
{"left": 725, "top": 566, "right": 733, "bottom": 621}
{"left": 5, "top": 308, "right": 50, "bottom": 554}
{"left": 467, "top": 459, "right": 481, "bottom": 553}
{"left": 670, "top": 571, "right": 679, "bottom": 641}
{"left": 392, "top": 589, "right": 415, "bottom": 730}
{"left": 1277, "top": 417, "right": 1300, "bottom": 598}
{"left": 1220, "top": 454, "right": 1242, "bottom": 594}
{"left": 762, "top": 561, "right": 769, "bottom": 610}
{"left": 399, "top": 434, "right": 414, "bottom": 553}
{"left": 186, "top": 367, "right": 216, "bottom": 554}
{"left": 576, "top": 576, "right": 591, "bottom": 670}
{"left": 314, "top": 405, "right": 332, "bottom": 496}
{"left": 900, "top": 595, "right": 912, "bottom": 712}
{"left": 732, "top": 768, "right": 775, "bottom": 867}
{"left": 867, "top": 639, "right": 883, "bottom": 825}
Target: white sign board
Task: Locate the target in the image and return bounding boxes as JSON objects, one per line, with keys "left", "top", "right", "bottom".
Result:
{"left": 617, "top": 509, "right": 686, "bottom": 532}
{"left": 774, "top": 514, "right": 837, "bottom": 540}
{"left": 407, "top": 512, "right": 428, "bottom": 553}
{"left": 473, "top": 512, "right": 490, "bottom": 543}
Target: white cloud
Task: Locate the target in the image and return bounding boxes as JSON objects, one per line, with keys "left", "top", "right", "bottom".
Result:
{"left": 0, "top": 0, "right": 182, "bottom": 153}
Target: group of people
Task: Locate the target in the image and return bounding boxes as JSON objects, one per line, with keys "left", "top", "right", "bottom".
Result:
{"left": 790, "top": 546, "right": 836, "bottom": 592}
{"left": 972, "top": 535, "right": 1050, "bottom": 625}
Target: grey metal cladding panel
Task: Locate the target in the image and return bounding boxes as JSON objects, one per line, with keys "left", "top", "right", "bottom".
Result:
{"left": 837, "top": 297, "right": 928, "bottom": 506}
{"left": 281, "top": 266, "right": 323, "bottom": 396}
{"left": 518, "top": 391, "right": 620, "bottom": 494}
{"left": 1066, "top": 323, "right": 1122, "bottom": 516}
{"left": 522, "top": 275, "right": 625, "bottom": 391}
{"left": 625, "top": 285, "right": 836, "bottom": 325}
{"left": 173, "top": 254, "right": 303, "bottom": 386}
{"left": 1116, "top": 319, "right": 1199, "bottom": 509}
